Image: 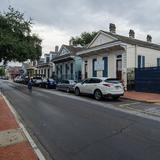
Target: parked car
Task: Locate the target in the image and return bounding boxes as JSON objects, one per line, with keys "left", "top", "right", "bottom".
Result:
{"left": 74, "top": 77, "right": 124, "bottom": 100}
{"left": 0, "top": 76, "right": 9, "bottom": 80}
{"left": 56, "top": 80, "right": 77, "bottom": 92}
{"left": 14, "top": 76, "right": 23, "bottom": 83}
{"left": 22, "top": 76, "right": 30, "bottom": 85}
{"left": 32, "top": 76, "right": 43, "bottom": 87}
{"left": 40, "top": 78, "right": 57, "bottom": 89}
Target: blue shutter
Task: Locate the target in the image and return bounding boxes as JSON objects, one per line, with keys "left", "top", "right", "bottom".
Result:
{"left": 142, "top": 56, "right": 145, "bottom": 68}
{"left": 103, "top": 57, "right": 108, "bottom": 77}
{"left": 157, "top": 58, "right": 160, "bottom": 67}
{"left": 92, "top": 58, "right": 97, "bottom": 77}
{"left": 138, "top": 55, "right": 141, "bottom": 68}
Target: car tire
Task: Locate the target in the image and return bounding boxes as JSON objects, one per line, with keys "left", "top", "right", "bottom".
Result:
{"left": 75, "top": 87, "right": 80, "bottom": 96}
{"left": 66, "top": 88, "right": 70, "bottom": 93}
{"left": 94, "top": 89, "right": 103, "bottom": 101}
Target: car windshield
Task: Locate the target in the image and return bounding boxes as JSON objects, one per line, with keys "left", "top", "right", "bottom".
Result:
{"left": 104, "top": 78, "right": 120, "bottom": 84}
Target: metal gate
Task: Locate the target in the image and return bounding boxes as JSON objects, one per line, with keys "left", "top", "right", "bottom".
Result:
{"left": 135, "top": 67, "right": 160, "bottom": 93}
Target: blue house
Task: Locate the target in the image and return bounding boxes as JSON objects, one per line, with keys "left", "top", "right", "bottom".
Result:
{"left": 52, "top": 44, "right": 83, "bottom": 81}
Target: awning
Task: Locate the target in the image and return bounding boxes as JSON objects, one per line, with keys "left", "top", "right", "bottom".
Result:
{"left": 77, "top": 41, "right": 126, "bottom": 57}
{"left": 52, "top": 55, "right": 74, "bottom": 63}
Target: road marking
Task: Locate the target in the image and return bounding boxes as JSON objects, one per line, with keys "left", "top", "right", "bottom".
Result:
{"left": 2, "top": 93, "right": 46, "bottom": 160}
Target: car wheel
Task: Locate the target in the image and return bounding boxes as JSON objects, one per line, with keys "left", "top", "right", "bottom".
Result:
{"left": 75, "top": 87, "right": 80, "bottom": 96}
{"left": 66, "top": 88, "right": 70, "bottom": 93}
{"left": 94, "top": 89, "right": 103, "bottom": 101}
{"left": 112, "top": 96, "right": 120, "bottom": 100}
{"left": 45, "top": 84, "right": 48, "bottom": 89}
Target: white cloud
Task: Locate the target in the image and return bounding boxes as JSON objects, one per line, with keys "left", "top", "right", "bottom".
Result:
{"left": 1, "top": 0, "right": 160, "bottom": 54}
{"left": 32, "top": 24, "right": 71, "bottom": 54}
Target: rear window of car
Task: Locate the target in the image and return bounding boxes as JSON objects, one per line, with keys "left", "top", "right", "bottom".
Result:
{"left": 104, "top": 78, "right": 120, "bottom": 84}
{"left": 90, "top": 78, "right": 102, "bottom": 83}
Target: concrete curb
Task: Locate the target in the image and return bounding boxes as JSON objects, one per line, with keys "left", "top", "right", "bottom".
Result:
{"left": 1, "top": 93, "right": 46, "bottom": 160}
{"left": 121, "top": 96, "right": 160, "bottom": 103}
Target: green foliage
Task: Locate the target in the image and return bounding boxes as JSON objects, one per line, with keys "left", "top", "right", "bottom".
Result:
{"left": 0, "top": 6, "right": 42, "bottom": 63}
{"left": 70, "top": 31, "right": 97, "bottom": 46}
{"left": 0, "top": 67, "right": 5, "bottom": 76}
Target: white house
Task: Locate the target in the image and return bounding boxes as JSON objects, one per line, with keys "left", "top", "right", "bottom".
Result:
{"left": 77, "top": 23, "right": 160, "bottom": 89}
{"left": 37, "top": 47, "right": 58, "bottom": 78}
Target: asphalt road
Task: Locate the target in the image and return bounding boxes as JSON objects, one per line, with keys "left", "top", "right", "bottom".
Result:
{"left": 1, "top": 80, "right": 160, "bottom": 160}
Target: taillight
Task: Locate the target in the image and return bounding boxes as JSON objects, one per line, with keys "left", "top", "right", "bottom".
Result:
{"left": 103, "top": 83, "right": 112, "bottom": 87}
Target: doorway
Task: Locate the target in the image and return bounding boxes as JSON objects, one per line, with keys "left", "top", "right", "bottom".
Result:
{"left": 116, "top": 55, "right": 122, "bottom": 80}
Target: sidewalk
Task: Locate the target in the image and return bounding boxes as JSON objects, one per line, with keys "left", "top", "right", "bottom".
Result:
{"left": 123, "top": 91, "right": 160, "bottom": 103}
{"left": 0, "top": 95, "right": 38, "bottom": 160}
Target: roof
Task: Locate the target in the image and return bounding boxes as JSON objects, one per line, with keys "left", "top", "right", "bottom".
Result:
{"left": 62, "top": 45, "right": 84, "bottom": 55}
{"left": 100, "top": 30, "right": 160, "bottom": 50}
{"left": 52, "top": 45, "right": 84, "bottom": 62}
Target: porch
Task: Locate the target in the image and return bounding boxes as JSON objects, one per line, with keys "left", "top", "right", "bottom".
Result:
{"left": 77, "top": 41, "right": 127, "bottom": 86}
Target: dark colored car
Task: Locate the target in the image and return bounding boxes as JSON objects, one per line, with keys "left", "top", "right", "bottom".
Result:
{"left": 56, "top": 80, "right": 77, "bottom": 92}
{"left": 40, "top": 78, "right": 57, "bottom": 89}
{"left": 32, "top": 76, "right": 43, "bottom": 87}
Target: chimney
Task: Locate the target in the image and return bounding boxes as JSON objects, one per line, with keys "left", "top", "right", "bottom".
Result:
{"left": 129, "top": 29, "right": 135, "bottom": 38}
{"left": 69, "top": 39, "right": 74, "bottom": 46}
{"left": 109, "top": 23, "right": 116, "bottom": 34}
{"left": 55, "top": 45, "right": 59, "bottom": 52}
{"left": 147, "top": 35, "right": 152, "bottom": 43}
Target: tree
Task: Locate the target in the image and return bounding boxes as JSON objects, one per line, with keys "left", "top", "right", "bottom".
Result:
{"left": 0, "top": 6, "right": 42, "bottom": 64}
{"left": 70, "top": 31, "right": 97, "bottom": 46}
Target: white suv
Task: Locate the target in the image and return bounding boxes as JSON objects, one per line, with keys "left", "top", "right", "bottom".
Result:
{"left": 74, "top": 77, "right": 124, "bottom": 100}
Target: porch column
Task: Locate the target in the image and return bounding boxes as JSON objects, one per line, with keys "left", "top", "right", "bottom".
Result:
{"left": 122, "top": 51, "right": 127, "bottom": 90}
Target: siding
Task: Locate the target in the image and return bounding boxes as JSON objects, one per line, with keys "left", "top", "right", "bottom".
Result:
{"left": 89, "top": 33, "right": 115, "bottom": 48}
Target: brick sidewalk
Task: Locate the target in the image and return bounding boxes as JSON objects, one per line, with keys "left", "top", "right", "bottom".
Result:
{"left": 0, "top": 96, "right": 38, "bottom": 160}
{"left": 124, "top": 91, "right": 160, "bottom": 103}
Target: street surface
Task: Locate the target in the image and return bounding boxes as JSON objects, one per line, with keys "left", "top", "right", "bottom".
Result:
{"left": 1, "top": 80, "right": 160, "bottom": 160}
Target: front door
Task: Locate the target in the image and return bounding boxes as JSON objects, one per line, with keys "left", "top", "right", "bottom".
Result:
{"left": 116, "top": 55, "right": 122, "bottom": 80}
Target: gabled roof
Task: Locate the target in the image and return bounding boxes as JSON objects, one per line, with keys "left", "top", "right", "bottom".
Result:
{"left": 100, "top": 30, "right": 160, "bottom": 50}
{"left": 62, "top": 45, "right": 83, "bottom": 55}
{"left": 52, "top": 45, "right": 84, "bottom": 63}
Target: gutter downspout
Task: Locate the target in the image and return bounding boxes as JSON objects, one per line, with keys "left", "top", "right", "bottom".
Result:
{"left": 135, "top": 45, "right": 137, "bottom": 68}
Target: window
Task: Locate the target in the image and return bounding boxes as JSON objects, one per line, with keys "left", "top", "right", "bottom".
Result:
{"left": 82, "top": 79, "right": 91, "bottom": 84}
{"left": 56, "top": 66, "right": 58, "bottom": 75}
{"left": 105, "top": 78, "right": 120, "bottom": 84}
{"left": 92, "top": 58, "right": 97, "bottom": 77}
{"left": 138, "top": 55, "right": 145, "bottom": 68}
{"left": 157, "top": 58, "right": 160, "bottom": 67}
{"left": 103, "top": 57, "right": 108, "bottom": 77}
{"left": 90, "top": 78, "right": 102, "bottom": 83}
{"left": 60, "top": 65, "right": 62, "bottom": 74}
{"left": 70, "top": 63, "right": 73, "bottom": 74}
{"left": 85, "top": 61, "right": 88, "bottom": 78}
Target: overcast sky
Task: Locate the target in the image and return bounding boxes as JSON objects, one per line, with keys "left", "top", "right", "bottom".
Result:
{"left": 1, "top": 0, "right": 160, "bottom": 55}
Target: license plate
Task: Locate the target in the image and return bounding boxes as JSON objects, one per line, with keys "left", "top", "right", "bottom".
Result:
{"left": 115, "top": 86, "right": 121, "bottom": 89}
